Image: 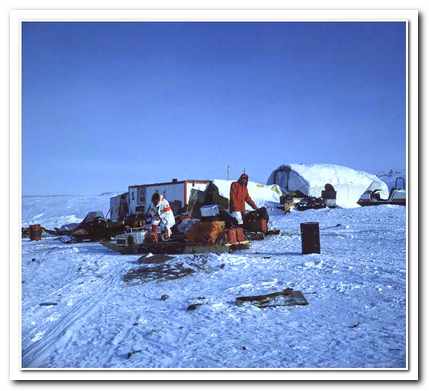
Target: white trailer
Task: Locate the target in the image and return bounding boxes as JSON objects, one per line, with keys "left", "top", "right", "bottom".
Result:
{"left": 128, "top": 179, "right": 209, "bottom": 216}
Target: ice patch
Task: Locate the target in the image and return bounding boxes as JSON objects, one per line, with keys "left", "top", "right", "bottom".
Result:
{"left": 31, "top": 331, "right": 45, "bottom": 342}
{"left": 46, "top": 313, "right": 61, "bottom": 322}
{"left": 261, "top": 279, "right": 279, "bottom": 288}
{"left": 303, "top": 260, "right": 323, "bottom": 269}
{"left": 211, "top": 303, "right": 227, "bottom": 311}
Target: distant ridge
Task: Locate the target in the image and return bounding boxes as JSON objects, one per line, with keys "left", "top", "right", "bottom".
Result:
{"left": 23, "top": 192, "right": 120, "bottom": 198}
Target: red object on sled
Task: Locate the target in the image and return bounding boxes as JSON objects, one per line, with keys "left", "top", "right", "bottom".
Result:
{"left": 29, "top": 224, "right": 42, "bottom": 241}
{"left": 150, "top": 225, "right": 159, "bottom": 243}
{"left": 225, "top": 227, "right": 246, "bottom": 245}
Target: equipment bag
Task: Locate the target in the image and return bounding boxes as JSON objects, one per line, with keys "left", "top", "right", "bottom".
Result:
{"left": 243, "top": 207, "right": 269, "bottom": 233}
{"left": 185, "top": 221, "right": 226, "bottom": 245}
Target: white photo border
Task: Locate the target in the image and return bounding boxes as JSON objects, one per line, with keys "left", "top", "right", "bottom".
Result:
{"left": 9, "top": 9, "right": 419, "bottom": 381}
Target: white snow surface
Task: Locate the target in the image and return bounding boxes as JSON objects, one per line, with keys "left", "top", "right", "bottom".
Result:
{"left": 267, "top": 164, "right": 389, "bottom": 208}
{"left": 212, "top": 179, "right": 282, "bottom": 210}
{"left": 21, "top": 195, "right": 406, "bottom": 368}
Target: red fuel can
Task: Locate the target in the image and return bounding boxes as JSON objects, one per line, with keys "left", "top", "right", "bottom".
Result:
{"left": 225, "top": 229, "right": 237, "bottom": 244}
{"left": 29, "top": 224, "right": 42, "bottom": 241}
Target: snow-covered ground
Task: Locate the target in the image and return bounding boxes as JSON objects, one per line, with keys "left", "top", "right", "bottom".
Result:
{"left": 21, "top": 195, "right": 406, "bottom": 368}
{"left": 22, "top": 194, "right": 113, "bottom": 228}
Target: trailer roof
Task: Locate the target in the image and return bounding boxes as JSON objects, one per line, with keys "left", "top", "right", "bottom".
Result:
{"left": 110, "top": 191, "right": 128, "bottom": 199}
{"left": 128, "top": 179, "right": 210, "bottom": 189}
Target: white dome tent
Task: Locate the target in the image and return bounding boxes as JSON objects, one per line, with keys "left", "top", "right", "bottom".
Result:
{"left": 267, "top": 163, "right": 389, "bottom": 208}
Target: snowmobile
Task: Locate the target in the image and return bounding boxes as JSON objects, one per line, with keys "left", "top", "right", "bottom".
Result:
{"left": 55, "top": 211, "right": 127, "bottom": 242}
{"left": 358, "top": 177, "right": 406, "bottom": 207}
{"left": 295, "top": 196, "right": 326, "bottom": 211}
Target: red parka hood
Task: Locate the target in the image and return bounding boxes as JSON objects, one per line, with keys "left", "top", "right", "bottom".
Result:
{"left": 238, "top": 173, "right": 249, "bottom": 185}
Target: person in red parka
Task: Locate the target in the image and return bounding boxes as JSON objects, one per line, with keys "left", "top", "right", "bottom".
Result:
{"left": 229, "top": 173, "right": 257, "bottom": 224}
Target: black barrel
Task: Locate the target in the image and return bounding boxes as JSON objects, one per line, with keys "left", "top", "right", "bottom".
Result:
{"left": 300, "top": 222, "right": 320, "bottom": 254}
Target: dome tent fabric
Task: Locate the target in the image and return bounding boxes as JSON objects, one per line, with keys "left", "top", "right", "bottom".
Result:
{"left": 267, "top": 164, "right": 389, "bottom": 208}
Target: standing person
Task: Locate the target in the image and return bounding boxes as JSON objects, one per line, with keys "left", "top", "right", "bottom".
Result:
{"left": 321, "top": 183, "right": 337, "bottom": 208}
{"left": 282, "top": 194, "right": 294, "bottom": 213}
{"left": 229, "top": 173, "right": 257, "bottom": 225}
{"left": 146, "top": 193, "right": 176, "bottom": 240}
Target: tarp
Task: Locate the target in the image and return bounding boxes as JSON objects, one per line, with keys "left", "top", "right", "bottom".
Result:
{"left": 210, "top": 179, "right": 283, "bottom": 210}
{"left": 267, "top": 164, "right": 389, "bottom": 208}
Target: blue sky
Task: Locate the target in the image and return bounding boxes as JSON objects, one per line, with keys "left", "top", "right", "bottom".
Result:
{"left": 22, "top": 22, "right": 406, "bottom": 195}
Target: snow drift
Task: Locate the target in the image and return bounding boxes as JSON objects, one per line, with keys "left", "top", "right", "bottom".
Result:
{"left": 267, "top": 164, "right": 389, "bottom": 208}
{"left": 22, "top": 194, "right": 113, "bottom": 229}
{"left": 211, "top": 179, "right": 282, "bottom": 210}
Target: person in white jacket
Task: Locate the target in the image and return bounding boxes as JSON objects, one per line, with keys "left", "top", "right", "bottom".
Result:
{"left": 146, "top": 193, "right": 176, "bottom": 240}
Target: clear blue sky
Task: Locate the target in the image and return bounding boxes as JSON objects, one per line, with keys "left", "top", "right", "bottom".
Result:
{"left": 22, "top": 22, "right": 406, "bottom": 195}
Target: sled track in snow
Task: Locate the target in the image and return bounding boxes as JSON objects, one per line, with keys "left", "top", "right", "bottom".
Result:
{"left": 22, "top": 271, "right": 121, "bottom": 368}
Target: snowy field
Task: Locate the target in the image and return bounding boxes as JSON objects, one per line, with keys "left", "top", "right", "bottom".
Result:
{"left": 21, "top": 195, "right": 406, "bottom": 368}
